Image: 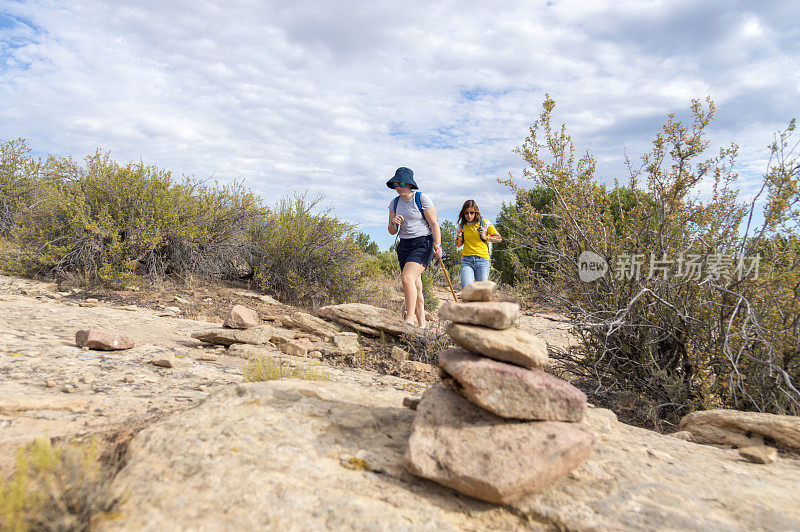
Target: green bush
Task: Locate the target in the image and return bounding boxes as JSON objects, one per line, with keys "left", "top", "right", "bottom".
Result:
{"left": 505, "top": 96, "right": 800, "bottom": 427}
{"left": 250, "top": 193, "right": 365, "bottom": 306}
{"left": 375, "top": 250, "right": 401, "bottom": 276}
{"left": 1, "top": 142, "right": 266, "bottom": 287}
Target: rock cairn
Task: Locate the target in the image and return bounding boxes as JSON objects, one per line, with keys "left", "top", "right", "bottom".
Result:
{"left": 404, "top": 280, "right": 595, "bottom": 504}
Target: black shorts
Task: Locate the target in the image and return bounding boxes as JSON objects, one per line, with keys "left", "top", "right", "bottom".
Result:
{"left": 396, "top": 235, "right": 433, "bottom": 270}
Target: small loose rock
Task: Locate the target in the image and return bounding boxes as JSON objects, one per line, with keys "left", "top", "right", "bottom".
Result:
{"left": 151, "top": 355, "right": 175, "bottom": 368}
{"left": 739, "top": 445, "right": 778, "bottom": 464}
{"left": 403, "top": 397, "right": 420, "bottom": 410}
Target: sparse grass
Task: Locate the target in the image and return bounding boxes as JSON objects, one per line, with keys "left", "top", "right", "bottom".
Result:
{"left": 0, "top": 437, "right": 121, "bottom": 531}
{"left": 243, "top": 354, "right": 327, "bottom": 382}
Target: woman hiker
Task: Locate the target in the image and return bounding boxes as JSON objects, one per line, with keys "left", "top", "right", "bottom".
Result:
{"left": 456, "top": 199, "right": 502, "bottom": 287}
{"left": 387, "top": 167, "right": 443, "bottom": 328}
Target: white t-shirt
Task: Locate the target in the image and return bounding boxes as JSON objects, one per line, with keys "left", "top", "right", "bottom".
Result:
{"left": 388, "top": 193, "right": 434, "bottom": 239}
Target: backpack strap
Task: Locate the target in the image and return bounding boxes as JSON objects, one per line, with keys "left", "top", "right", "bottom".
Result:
{"left": 393, "top": 193, "right": 429, "bottom": 226}
{"left": 416, "top": 192, "right": 430, "bottom": 227}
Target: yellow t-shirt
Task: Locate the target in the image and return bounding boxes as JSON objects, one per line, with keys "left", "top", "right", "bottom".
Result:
{"left": 461, "top": 219, "right": 497, "bottom": 259}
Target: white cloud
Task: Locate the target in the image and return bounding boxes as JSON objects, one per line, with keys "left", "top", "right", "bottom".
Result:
{"left": 1, "top": 0, "right": 798, "bottom": 249}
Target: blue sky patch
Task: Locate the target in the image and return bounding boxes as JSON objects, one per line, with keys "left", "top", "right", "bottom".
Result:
{"left": 459, "top": 86, "right": 510, "bottom": 102}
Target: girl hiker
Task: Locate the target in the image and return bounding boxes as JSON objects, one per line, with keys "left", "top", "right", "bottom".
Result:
{"left": 456, "top": 199, "right": 502, "bottom": 288}
{"left": 387, "top": 167, "right": 443, "bottom": 327}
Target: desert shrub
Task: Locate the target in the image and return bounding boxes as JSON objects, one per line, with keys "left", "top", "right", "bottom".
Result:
{"left": 0, "top": 142, "right": 267, "bottom": 286}
{"left": 375, "top": 250, "right": 401, "bottom": 276}
{"left": 243, "top": 353, "right": 327, "bottom": 382}
{"left": 504, "top": 95, "right": 800, "bottom": 428}
{"left": 400, "top": 320, "right": 454, "bottom": 365}
{"left": 250, "top": 193, "right": 365, "bottom": 306}
{"left": 421, "top": 269, "right": 439, "bottom": 311}
{"left": 0, "top": 437, "right": 120, "bottom": 531}
{"left": 0, "top": 139, "right": 42, "bottom": 237}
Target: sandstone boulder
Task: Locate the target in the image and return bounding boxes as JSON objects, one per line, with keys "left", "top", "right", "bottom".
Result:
{"left": 333, "top": 332, "right": 360, "bottom": 355}
{"left": 405, "top": 384, "right": 595, "bottom": 504}
{"left": 318, "top": 303, "right": 418, "bottom": 337}
{"left": 223, "top": 305, "right": 259, "bottom": 329}
{"left": 283, "top": 311, "right": 341, "bottom": 340}
{"left": 439, "top": 348, "right": 585, "bottom": 421}
{"left": 680, "top": 408, "right": 800, "bottom": 450}
{"left": 280, "top": 339, "right": 309, "bottom": 357}
{"left": 446, "top": 323, "right": 548, "bottom": 368}
{"left": 438, "top": 301, "right": 519, "bottom": 330}
{"left": 192, "top": 325, "right": 295, "bottom": 347}
{"left": 739, "top": 445, "right": 778, "bottom": 464}
{"left": 75, "top": 329, "right": 135, "bottom": 350}
{"left": 461, "top": 280, "right": 495, "bottom": 302}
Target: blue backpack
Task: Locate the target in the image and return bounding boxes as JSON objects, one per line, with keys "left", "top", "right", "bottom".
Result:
{"left": 392, "top": 192, "right": 429, "bottom": 227}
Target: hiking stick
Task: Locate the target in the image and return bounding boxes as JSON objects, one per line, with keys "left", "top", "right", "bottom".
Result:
{"left": 391, "top": 214, "right": 402, "bottom": 250}
{"left": 437, "top": 253, "right": 458, "bottom": 302}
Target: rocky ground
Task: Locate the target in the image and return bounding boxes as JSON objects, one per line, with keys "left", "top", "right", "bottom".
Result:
{"left": 2, "top": 274, "right": 800, "bottom": 530}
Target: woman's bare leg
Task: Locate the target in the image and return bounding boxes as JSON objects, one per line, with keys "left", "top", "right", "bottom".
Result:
{"left": 401, "top": 262, "right": 425, "bottom": 325}
{"left": 415, "top": 275, "right": 426, "bottom": 327}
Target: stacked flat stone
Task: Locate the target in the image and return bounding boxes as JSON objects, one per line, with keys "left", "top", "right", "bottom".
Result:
{"left": 404, "top": 280, "right": 595, "bottom": 504}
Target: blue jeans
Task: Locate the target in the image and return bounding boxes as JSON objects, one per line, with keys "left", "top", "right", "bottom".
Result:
{"left": 461, "top": 256, "right": 490, "bottom": 288}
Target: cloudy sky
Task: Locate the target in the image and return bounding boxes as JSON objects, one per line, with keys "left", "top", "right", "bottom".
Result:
{"left": 1, "top": 0, "right": 798, "bottom": 249}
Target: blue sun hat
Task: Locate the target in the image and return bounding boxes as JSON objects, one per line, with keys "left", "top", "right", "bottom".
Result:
{"left": 386, "top": 167, "right": 418, "bottom": 189}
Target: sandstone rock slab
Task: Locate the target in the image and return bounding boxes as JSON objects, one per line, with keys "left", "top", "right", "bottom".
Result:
{"left": 75, "top": 329, "right": 135, "bottom": 350}
{"left": 680, "top": 408, "right": 800, "bottom": 450}
{"left": 405, "top": 384, "right": 595, "bottom": 504}
{"left": 439, "top": 348, "right": 585, "bottom": 421}
{"left": 226, "top": 343, "right": 275, "bottom": 359}
{"left": 192, "top": 325, "right": 295, "bottom": 347}
{"left": 446, "top": 323, "right": 548, "bottom": 368}
{"left": 438, "top": 301, "right": 519, "bottom": 330}
{"left": 283, "top": 311, "right": 341, "bottom": 340}
{"left": 102, "top": 380, "right": 530, "bottom": 531}
{"left": 461, "top": 280, "right": 496, "bottom": 302}
{"left": 318, "top": 303, "right": 418, "bottom": 337}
